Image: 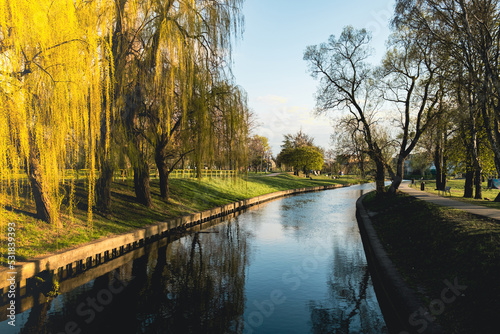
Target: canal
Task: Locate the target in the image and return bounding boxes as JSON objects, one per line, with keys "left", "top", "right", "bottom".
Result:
{"left": 1, "top": 183, "right": 388, "bottom": 333}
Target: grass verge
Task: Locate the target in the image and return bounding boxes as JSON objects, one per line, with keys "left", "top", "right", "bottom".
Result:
{"left": 1, "top": 173, "right": 367, "bottom": 262}
{"left": 363, "top": 191, "right": 500, "bottom": 334}
{"left": 412, "top": 178, "right": 500, "bottom": 209}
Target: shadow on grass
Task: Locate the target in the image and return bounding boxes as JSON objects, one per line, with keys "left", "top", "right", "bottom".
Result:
{"left": 365, "top": 192, "right": 500, "bottom": 334}
{"left": 5, "top": 205, "right": 39, "bottom": 220}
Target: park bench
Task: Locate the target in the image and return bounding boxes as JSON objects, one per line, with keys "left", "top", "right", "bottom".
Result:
{"left": 438, "top": 186, "right": 451, "bottom": 196}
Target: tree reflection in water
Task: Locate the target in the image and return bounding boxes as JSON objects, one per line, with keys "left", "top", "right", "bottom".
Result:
{"left": 14, "top": 220, "right": 250, "bottom": 334}
{"left": 154, "top": 222, "right": 249, "bottom": 333}
{"left": 309, "top": 229, "right": 388, "bottom": 334}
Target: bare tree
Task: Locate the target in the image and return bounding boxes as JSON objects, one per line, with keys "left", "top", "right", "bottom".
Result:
{"left": 378, "top": 28, "right": 442, "bottom": 193}
{"left": 304, "top": 26, "right": 387, "bottom": 193}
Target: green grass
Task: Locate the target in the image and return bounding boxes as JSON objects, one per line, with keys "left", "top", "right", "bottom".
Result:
{"left": 364, "top": 192, "right": 500, "bottom": 334}
{"left": 410, "top": 178, "right": 500, "bottom": 209}
{"left": 1, "top": 173, "right": 368, "bottom": 262}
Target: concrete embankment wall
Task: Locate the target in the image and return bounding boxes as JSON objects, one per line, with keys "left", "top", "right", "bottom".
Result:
{"left": 0, "top": 183, "right": 347, "bottom": 298}
{"left": 356, "top": 193, "right": 443, "bottom": 334}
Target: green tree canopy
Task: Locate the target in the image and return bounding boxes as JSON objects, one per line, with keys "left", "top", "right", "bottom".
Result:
{"left": 277, "top": 131, "right": 323, "bottom": 176}
{"left": 278, "top": 146, "right": 324, "bottom": 176}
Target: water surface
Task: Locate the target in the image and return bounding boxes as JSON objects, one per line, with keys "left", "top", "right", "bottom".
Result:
{"left": 1, "top": 183, "right": 388, "bottom": 333}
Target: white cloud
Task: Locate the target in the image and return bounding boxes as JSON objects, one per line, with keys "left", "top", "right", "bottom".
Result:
{"left": 257, "top": 95, "right": 289, "bottom": 105}
{"left": 252, "top": 95, "right": 334, "bottom": 155}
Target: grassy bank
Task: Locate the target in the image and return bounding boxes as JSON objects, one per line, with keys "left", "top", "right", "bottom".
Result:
{"left": 412, "top": 178, "right": 500, "bottom": 209}
{"left": 2, "top": 173, "right": 367, "bottom": 262}
{"left": 363, "top": 192, "right": 500, "bottom": 334}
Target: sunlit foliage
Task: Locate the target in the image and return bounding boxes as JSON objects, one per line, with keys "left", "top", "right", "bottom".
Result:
{"left": 0, "top": 0, "right": 113, "bottom": 226}
{"left": 0, "top": 0, "right": 248, "bottom": 228}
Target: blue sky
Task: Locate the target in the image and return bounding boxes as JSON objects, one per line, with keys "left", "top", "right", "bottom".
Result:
{"left": 232, "top": 0, "right": 395, "bottom": 155}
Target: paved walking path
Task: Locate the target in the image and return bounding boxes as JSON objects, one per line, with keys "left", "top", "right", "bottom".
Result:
{"left": 399, "top": 182, "right": 500, "bottom": 220}
{"left": 259, "top": 172, "right": 282, "bottom": 177}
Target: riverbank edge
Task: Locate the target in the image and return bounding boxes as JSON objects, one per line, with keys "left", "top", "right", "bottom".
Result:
{"left": 356, "top": 192, "right": 443, "bottom": 334}
{"left": 1, "top": 182, "right": 354, "bottom": 294}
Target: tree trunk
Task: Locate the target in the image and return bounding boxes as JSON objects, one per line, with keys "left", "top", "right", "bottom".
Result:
{"left": 134, "top": 162, "right": 153, "bottom": 207}
{"left": 375, "top": 160, "right": 386, "bottom": 194}
{"left": 441, "top": 156, "right": 447, "bottom": 191}
{"left": 466, "top": 87, "right": 482, "bottom": 199}
{"left": 470, "top": 135, "right": 482, "bottom": 200}
{"left": 388, "top": 157, "right": 404, "bottom": 194}
{"left": 158, "top": 165, "right": 169, "bottom": 200}
{"left": 474, "top": 169, "right": 482, "bottom": 199}
{"left": 96, "top": 161, "right": 113, "bottom": 214}
{"left": 123, "top": 86, "right": 153, "bottom": 208}
{"left": 434, "top": 141, "right": 446, "bottom": 191}
{"left": 163, "top": 172, "right": 170, "bottom": 200}
{"left": 155, "top": 152, "right": 170, "bottom": 201}
{"left": 27, "top": 152, "right": 54, "bottom": 224}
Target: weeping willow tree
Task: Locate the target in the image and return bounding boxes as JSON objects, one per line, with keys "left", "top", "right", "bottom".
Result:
{"left": 186, "top": 71, "right": 250, "bottom": 179}
{"left": 0, "top": 1, "right": 112, "bottom": 225}
{"left": 209, "top": 81, "right": 249, "bottom": 172}
{"left": 133, "top": 50, "right": 250, "bottom": 202}
{"left": 143, "top": 0, "right": 247, "bottom": 203}
{"left": 96, "top": 0, "right": 246, "bottom": 207}
{"left": 0, "top": 0, "right": 248, "bottom": 226}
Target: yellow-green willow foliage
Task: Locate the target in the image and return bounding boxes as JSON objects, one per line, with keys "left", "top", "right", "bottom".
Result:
{"left": 0, "top": 0, "right": 247, "bottom": 226}
{"left": 0, "top": 1, "right": 113, "bottom": 226}
{"left": 150, "top": 0, "right": 244, "bottom": 113}
{"left": 104, "top": 0, "right": 245, "bottom": 205}
{"left": 208, "top": 82, "right": 249, "bottom": 170}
